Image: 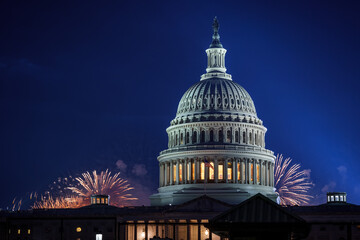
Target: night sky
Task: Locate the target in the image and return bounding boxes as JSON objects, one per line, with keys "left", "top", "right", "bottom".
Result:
{"left": 1, "top": 1, "right": 360, "bottom": 208}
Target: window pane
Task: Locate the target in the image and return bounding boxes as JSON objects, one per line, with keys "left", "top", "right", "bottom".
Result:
{"left": 227, "top": 162, "right": 232, "bottom": 180}
{"left": 200, "top": 162, "right": 205, "bottom": 180}
{"left": 179, "top": 164, "right": 183, "bottom": 182}
{"left": 209, "top": 162, "right": 214, "bottom": 180}
{"left": 218, "top": 164, "right": 223, "bottom": 180}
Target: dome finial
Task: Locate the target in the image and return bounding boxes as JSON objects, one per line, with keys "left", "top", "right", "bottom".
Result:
{"left": 210, "top": 16, "right": 223, "bottom": 48}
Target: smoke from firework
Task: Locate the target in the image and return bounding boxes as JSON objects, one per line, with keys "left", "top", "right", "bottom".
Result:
{"left": 274, "top": 154, "right": 313, "bottom": 206}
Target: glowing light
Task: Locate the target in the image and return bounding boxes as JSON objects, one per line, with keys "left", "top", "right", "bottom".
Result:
{"left": 205, "top": 229, "right": 209, "bottom": 236}
{"left": 141, "top": 231, "right": 145, "bottom": 238}
{"left": 76, "top": 227, "right": 82, "bottom": 232}
{"left": 274, "top": 154, "right": 313, "bottom": 206}
{"left": 33, "top": 194, "right": 86, "bottom": 209}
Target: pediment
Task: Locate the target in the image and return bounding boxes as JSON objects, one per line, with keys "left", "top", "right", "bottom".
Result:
{"left": 211, "top": 193, "right": 305, "bottom": 223}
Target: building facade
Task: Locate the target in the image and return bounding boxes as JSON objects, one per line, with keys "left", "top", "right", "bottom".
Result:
{"left": 150, "top": 17, "right": 277, "bottom": 206}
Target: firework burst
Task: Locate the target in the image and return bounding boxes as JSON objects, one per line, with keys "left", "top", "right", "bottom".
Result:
{"left": 274, "top": 154, "right": 313, "bottom": 206}
{"left": 33, "top": 193, "right": 85, "bottom": 209}
{"left": 67, "top": 169, "right": 137, "bottom": 207}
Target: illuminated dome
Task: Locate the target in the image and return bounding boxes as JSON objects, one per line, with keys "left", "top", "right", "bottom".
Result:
{"left": 150, "top": 18, "right": 276, "bottom": 206}
{"left": 175, "top": 78, "right": 257, "bottom": 121}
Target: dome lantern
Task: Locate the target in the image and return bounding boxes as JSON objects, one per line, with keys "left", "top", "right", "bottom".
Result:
{"left": 202, "top": 17, "right": 232, "bottom": 81}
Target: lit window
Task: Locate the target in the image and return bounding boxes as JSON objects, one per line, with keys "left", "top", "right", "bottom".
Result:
{"left": 331, "top": 196, "right": 334, "bottom": 202}
{"left": 209, "top": 162, "right": 214, "bottom": 180}
{"left": 105, "top": 198, "right": 108, "bottom": 204}
{"left": 97, "top": 198, "right": 100, "bottom": 204}
{"left": 76, "top": 227, "right": 82, "bottom": 232}
{"left": 28, "top": 229, "right": 31, "bottom": 234}
{"left": 17, "top": 229, "right": 20, "bottom": 234}
{"left": 96, "top": 234, "right": 103, "bottom": 240}
{"left": 218, "top": 164, "right": 223, "bottom": 180}
{"left": 256, "top": 164, "right": 260, "bottom": 183}
{"left": 340, "top": 196, "right": 343, "bottom": 201}
{"left": 101, "top": 198, "right": 104, "bottom": 204}
{"left": 191, "top": 163, "right": 195, "bottom": 180}
{"left": 228, "top": 162, "right": 232, "bottom": 180}
{"left": 179, "top": 164, "right": 183, "bottom": 182}
{"left": 237, "top": 163, "right": 241, "bottom": 181}
{"left": 173, "top": 164, "right": 177, "bottom": 183}
{"left": 200, "top": 162, "right": 205, "bottom": 180}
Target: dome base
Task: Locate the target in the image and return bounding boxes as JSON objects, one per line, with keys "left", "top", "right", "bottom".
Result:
{"left": 150, "top": 185, "right": 277, "bottom": 206}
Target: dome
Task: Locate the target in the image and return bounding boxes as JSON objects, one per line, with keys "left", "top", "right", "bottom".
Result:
{"left": 176, "top": 78, "right": 257, "bottom": 119}
{"left": 150, "top": 17, "right": 276, "bottom": 207}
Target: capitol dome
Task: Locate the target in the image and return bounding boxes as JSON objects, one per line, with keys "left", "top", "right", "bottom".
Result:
{"left": 150, "top": 18, "right": 277, "bottom": 206}
{"left": 175, "top": 78, "right": 257, "bottom": 122}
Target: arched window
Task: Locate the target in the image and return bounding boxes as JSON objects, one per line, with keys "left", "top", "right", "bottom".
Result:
{"left": 255, "top": 133, "right": 257, "bottom": 145}
{"left": 175, "top": 134, "right": 178, "bottom": 146}
{"left": 210, "top": 130, "right": 214, "bottom": 142}
{"left": 192, "top": 131, "right": 197, "bottom": 143}
{"left": 186, "top": 132, "right": 190, "bottom": 144}
{"left": 243, "top": 132, "right": 246, "bottom": 143}
{"left": 200, "top": 131, "right": 205, "bottom": 143}
{"left": 180, "top": 133, "right": 184, "bottom": 145}
{"left": 227, "top": 130, "right": 231, "bottom": 143}
{"left": 249, "top": 132, "right": 252, "bottom": 144}
{"left": 235, "top": 131, "right": 239, "bottom": 142}
{"left": 219, "top": 130, "right": 223, "bottom": 143}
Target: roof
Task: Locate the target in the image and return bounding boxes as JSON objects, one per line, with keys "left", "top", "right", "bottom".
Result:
{"left": 210, "top": 193, "right": 305, "bottom": 224}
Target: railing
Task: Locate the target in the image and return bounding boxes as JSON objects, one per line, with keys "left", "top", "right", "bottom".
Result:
{"left": 159, "top": 145, "right": 273, "bottom": 156}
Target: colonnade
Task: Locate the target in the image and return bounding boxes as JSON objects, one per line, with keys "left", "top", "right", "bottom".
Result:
{"left": 159, "top": 157, "right": 274, "bottom": 188}
{"left": 168, "top": 125, "right": 265, "bottom": 148}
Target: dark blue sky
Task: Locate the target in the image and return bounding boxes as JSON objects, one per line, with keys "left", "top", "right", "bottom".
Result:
{"left": 1, "top": 0, "right": 360, "bottom": 207}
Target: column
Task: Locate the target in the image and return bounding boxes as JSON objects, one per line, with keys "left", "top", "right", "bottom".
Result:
{"left": 225, "top": 158, "right": 228, "bottom": 183}
{"left": 259, "top": 160, "right": 262, "bottom": 185}
{"left": 254, "top": 159, "right": 257, "bottom": 185}
{"left": 195, "top": 158, "right": 199, "bottom": 184}
{"left": 231, "top": 128, "right": 235, "bottom": 143}
{"left": 240, "top": 129, "right": 243, "bottom": 143}
{"left": 170, "top": 161, "right": 173, "bottom": 185}
{"left": 160, "top": 164, "right": 163, "bottom": 187}
{"left": 241, "top": 159, "right": 245, "bottom": 184}
{"left": 235, "top": 158, "right": 239, "bottom": 184}
{"left": 176, "top": 161, "right": 179, "bottom": 185}
{"left": 214, "top": 157, "right": 218, "bottom": 183}
{"left": 184, "top": 159, "right": 187, "bottom": 184}
{"left": 271, "top": 163, "right": 274, "bottom": 187}
{"left": 232, "top": 158, "right": 236, "bottom": 183}
{"left": 248, "top": 158, "right": 252, "bottom": 184}
{"left": 205, "top": 158, "right": 208, "bottom": 183}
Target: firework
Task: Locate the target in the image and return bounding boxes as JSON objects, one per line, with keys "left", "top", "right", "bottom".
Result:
{"left": 274, "top": 154, "right": 313, "bottom": 206}
{"left": 67, "top": 169, "right": 137, "bottom": 207}
{"left": 33, "top": 193, "right": 86, "bottom": 209}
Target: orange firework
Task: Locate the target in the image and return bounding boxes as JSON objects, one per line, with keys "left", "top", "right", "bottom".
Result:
{"left": 274, "top": 154, "right": 313, "bottom": 206}
{"left": 67, "top": 169, "right": 137, "bottom": 207}
{"left": 33, "top": 193, "right": 86, "bottom": 209}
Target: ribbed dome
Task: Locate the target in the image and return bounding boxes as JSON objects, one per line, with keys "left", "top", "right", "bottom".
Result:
{"left": 176, "top": 78, "right": 257, "bottom": 119}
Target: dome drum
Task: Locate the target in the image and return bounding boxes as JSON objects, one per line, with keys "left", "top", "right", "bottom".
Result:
{"left": 166, "top": 121, "right": 267, "bottom": 149}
